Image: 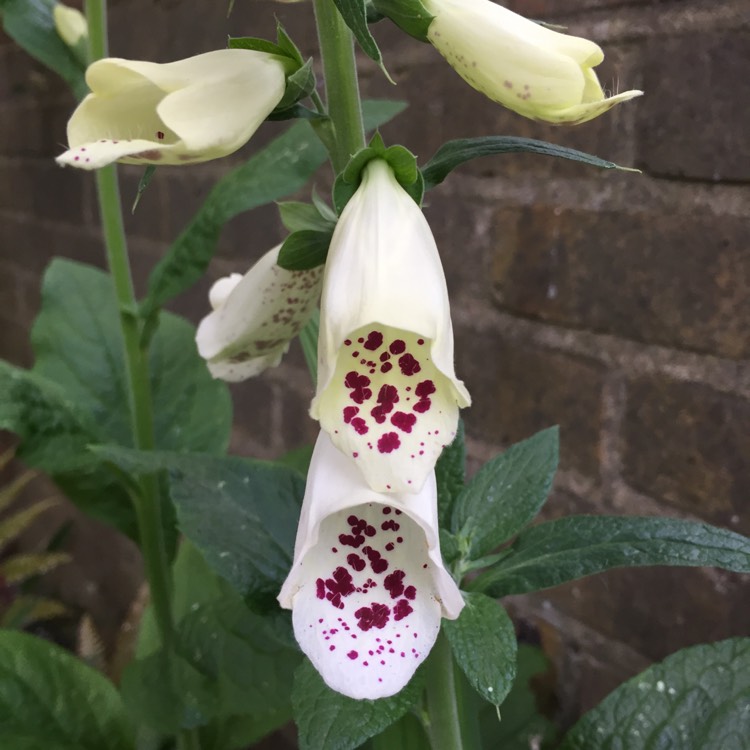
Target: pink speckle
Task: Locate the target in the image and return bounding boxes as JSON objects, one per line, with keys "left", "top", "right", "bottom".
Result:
{"left": 347, "top": 650, "right": 358, "bottom": 660}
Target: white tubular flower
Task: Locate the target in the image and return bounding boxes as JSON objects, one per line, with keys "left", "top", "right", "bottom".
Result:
{"left": 53, "top": 3, "right": 88, "bottom": 47}
{"left": 279, "top": 431, "right": 464, "bottom": 700}
{"left": 311, "top": 159, "right": 470, "bottom": 494}
{"left": 422, "top": 0, "right": 642, "bottom": 125}
{"left": 55, "top": 49, "right": 287, "bottom": 170}
{"left": 196, "top": 245, "right": 323, "bottom": 382}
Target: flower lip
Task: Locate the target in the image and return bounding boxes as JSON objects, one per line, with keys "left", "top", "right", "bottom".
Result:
{"left": 56, "top": 49, "right": 287, "bottom": 169}
{"left": 278, "top": 431, "right": 464, "bottom": 700}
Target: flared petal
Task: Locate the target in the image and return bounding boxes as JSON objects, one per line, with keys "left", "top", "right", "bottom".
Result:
{"left": 56, "top": 50, "right": 286, "bottom": 169}
{"left": 196, "top": 245, "right": 323, "bottom": 382}
{"left": 311, "top": 160, "right": 469, "bottom": 493}
{"left": 279, "top": 432, "right": 464, "bottom": 700}
{"left": 423, "top": 0, "right": 642, "bottom": 124}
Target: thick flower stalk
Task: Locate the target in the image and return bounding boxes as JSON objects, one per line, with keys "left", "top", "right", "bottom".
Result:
{"left": 196, "top": 244, "right": 324, "bottom": 381}
{"left": 422, "top": 0, "right": 642, "bottom": 124}
{"left": 279, "top": 431, "right": 464, "bottom": 700}
{"left": 56, "top": 49, "right": 287, "bottom": 169}
{"left": 311, "top": 159, "right": 470, "bottom": 494}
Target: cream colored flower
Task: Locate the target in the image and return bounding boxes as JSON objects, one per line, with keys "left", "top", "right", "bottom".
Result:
{"left": 311, "top": 159, "right": 470, "bottom": 494}
{"left": 56, "top": 50, "right": 287, "bottom": 169}
{"left": 278, "top": 431, "right": 464, "bottom": 699}
{"left": 423, "top": 0, "right": 642, "bottom": 124}
{"left": 53, "top": 3, "right": 88, "bottom": 48}
{"left": 196, "top": 244, "right": 323, "bottom": 381}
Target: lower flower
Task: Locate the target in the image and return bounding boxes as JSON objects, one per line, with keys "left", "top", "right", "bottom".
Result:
{"left": 278, "top": 431, "right": 464, "bottom": 700}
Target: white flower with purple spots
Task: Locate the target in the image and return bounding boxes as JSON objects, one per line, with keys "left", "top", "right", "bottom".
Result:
{"left": 196, "top": 244, "right": 323, "bottom": 381}
{"left": 55, "top": 49, "right": 287, "bottom": 170}
{"left": 279, "top": 431, "right": 464, "bottom": 700}
{"left": 310, "top": 159, "right": 470, "bottom": 494}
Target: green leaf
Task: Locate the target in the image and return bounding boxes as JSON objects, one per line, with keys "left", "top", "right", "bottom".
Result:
{"left": 141, "top": 100, "right": 404, "bottom": 316}
{"left": 443, "top": 593, "right": 517, "bottom": 706}
{"left": 227, "top": 36, "right": 288, "bottom": 56}
{"left": 372, "top": 0, "right": 434, "bottom": 42}
{"left": 278, "top": 201, "right": 336, "bottom": 234}
{"left": 452, "top": 427, "right": 559, "bottom": 561}
{"left": 277, "top": 443, "right": 314, "bottom": 477}
{"left": 435, "top": 418, "right": 465, "bottom": 528}
{"left": 92, "top": 447, "right": 304, "bottom": 604}
{"left": 560, "top": 639, "right": 750, "bottom": 750}
{"left": 472, "top": 516, "right": 750, "bottom": 599}
{"left": 292, "top": 659, "right": 425, "bottom": 750}
{"left": 277, "top": 228, "right": 333, "bottom": 270}
{"left": 0, "top": 0, "right": 88, "bottom": 99}
{"left": 421, "top": 136, "right": 639, "bottom": 191}
{"left": 0, "top": 630, "right": 134, "bottom": 749}
{"left": 331, "top": 0, "right": 391, "bottom": 81}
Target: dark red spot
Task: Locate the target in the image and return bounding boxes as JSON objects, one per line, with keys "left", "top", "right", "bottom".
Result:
{"left": 385, "top": 542, "right": 395, "bottom": 551}
{"left": 347, "top": 553, "right": 366, "bottom": 572}
{"left": 343, "top": 406, "right": 359, "bottom": 423}
{"left": 355, "top": 602, "right": 391, "bottom": 631}
{"left": 330, "top": 645, "right": 336, "bottom": 651}
{"left": 404, "top": 585, "right": 416, "bottom": 600}
{"left": 364, "top": 331, "right": 383, "bottom": 350}
{"left": 344, "top": 339, "right": 352, "bottom": 345}
{"left": 345, "top": 371, "right": 372, "bottom": 404}
{"left": 417, "top": 338, "right": 424, "bottom": 345}
{"left": 382, "top": 507, "right": 392, "bottom": 515}
{"left": 394, "top": 599, "right": 414, "bottom": 621}
{"left": 384, "top": 570, "right": 406, "bottom": 599}
{"left": 365, "top": 525, "right": 376, "bottom": 537}
{"left": 339, "top": 533, "right": 365, "bottom": 548}
{"left": 382, "top": 519, "right": 400, "bottom": 532}
{"left": 390, "top": 340, "right": 406, "bottom": 354}
{"left": 156, "top": 130, "right": 165, "bottom": 140}
{"left": 380, "top": 362, "right": 393, "bottom": 373}
{"left": 316, "top": 579, "right": 325, "bottom": 599}
{"left": 413, "top": 399, "right": 431, "bottom": 413}
{"left": 391, "top": 411, "right": 417, "bottom": 433}
{"left": 377, "top": 432, "right": 401, "bottom": 453}
{"left": 350, "top": 417, "right": 368, "bottom": 434}
{"left": 416, "top": 380, "right": 436, "bottom": 397}
{"left": 379, "top": 352, "right": 391, "bottom": 362}
{"left": 399, "top": 353, "right": 421, "bottom": 376}
{"left": 347, "top": 650, "right": 358, "bottom": 660}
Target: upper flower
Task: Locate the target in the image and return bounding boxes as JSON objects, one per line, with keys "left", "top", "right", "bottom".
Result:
{"left": 53, "top": 3, "right": 88, "bottom": 48}
{"left": 422, "top": 0, "right": 642, "bottom": 124}
{"left": 55, "top": 49, "right": 287, "bottom": 170}
{"left": 196, "top": 244, "right": 324, "bottom": 381}
{"left": 310, "top": 159, "right": 470, "bottom": 494}
{"left": 278, "top": 431, "right": 464, "bottom": 700}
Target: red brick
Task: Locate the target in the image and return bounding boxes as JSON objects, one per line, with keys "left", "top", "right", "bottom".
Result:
{"left": 457, "top": 331, "right": 605, "bottom": 477}
{"left": 622, "top": 376, "right": 750, "bottom": 534}
{"left": 491, "top": 205, "right": 750, "bottom": 359}
{"left": 635, "top": 32, "right": 750, "bottom": 182}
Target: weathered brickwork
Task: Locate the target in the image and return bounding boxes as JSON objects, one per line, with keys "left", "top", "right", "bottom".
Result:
{"left": 2, "top": 0, "right": 749, "bottom": 728}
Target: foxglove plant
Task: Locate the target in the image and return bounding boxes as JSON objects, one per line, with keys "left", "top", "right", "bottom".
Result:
{"left": 10, "top": 4, "right": 748, "bottom": 750}
{"left": 311, "top": 159, "right": 470, "bottom": 494}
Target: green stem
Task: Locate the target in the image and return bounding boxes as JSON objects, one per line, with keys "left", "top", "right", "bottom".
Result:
{"left": 312, "top": 0, "right": 366, "bottom": 171}
{"left": 424, "top": 632, "right": 465, "bottom": 750}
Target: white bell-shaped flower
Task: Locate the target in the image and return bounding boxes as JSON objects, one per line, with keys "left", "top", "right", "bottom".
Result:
{"left": 311, "top": 159, "right": 470, "bottom": 494}
{"left": 278, "top": 431, "right": 464, "bottom": 700}
{"left": 423, "top": 0, "right": 642, "bottom": 124}
{"left": 56, "top": 49, "right": 287, "bottom": 170}
{"left": 196, "top": 244, "right": 323, "bottom": 381}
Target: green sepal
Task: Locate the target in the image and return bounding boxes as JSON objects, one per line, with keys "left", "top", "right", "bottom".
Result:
{"left": 333, "top": 133, "right": 424, "bottom": 214}
{"left": 275, "top": 58, "right": 317, "bottom": 112}
{"left": 331, "top": 0, "right": 393, "bottom": 83}
{"left": 278, "top": 199, "right": 337, "bottom": 234}
{"left": 277, "top": 229, "right": 334, "bottom": 271}
{"left": 422, "top": 136, "right": 639, "bottom": 191}
{"left": 372, "top": 0, "right": 434, "bottom": 42}
{"left": 227, "top": 35, "right": 287, "bottom": 57}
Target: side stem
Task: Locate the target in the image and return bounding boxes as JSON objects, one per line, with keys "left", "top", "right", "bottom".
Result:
{"left": 312, "top": 0, "right": 366, "bottom": 171}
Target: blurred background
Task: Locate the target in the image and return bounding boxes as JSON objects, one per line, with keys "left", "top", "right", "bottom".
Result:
{"left": 1, "top": 0, "right": 748, "bottom": 730}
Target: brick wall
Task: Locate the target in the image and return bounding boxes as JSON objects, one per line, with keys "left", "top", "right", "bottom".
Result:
{"left": 2, "top": 0, "right": 749, "bottom": 726}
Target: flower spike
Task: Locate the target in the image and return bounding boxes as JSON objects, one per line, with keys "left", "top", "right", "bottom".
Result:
{"left": 422, "top": 0, "right": 642, "bottom": 124}
{"left": 279, "top": 431, "right": 464, "bottom": 700}
{"left": 196, "top": 244, "right": 323, "bottom": 381}
{"left": 311, "top": 159, "right": 470, "bottom": 494}
{"left": 56, "top": 49, "right": 287, "bottom": 170}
